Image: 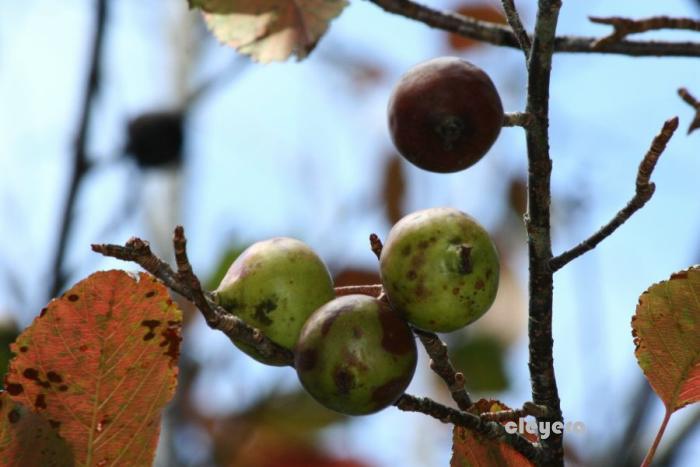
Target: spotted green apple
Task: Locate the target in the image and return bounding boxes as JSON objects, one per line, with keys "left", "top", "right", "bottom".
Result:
{"left": 213, "top": 237, "right": 335, "bottom": 365}
{"left": 379, "top": 207, "right": 499, "bottom": 332}
{"left": 295, "top": 295, "right": 417, "bottom": 415}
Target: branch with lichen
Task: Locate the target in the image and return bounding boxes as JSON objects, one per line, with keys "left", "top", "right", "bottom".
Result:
{"left": 394, "top": 394, "right": 541, "bottom": 462}
{"left": 550, "top": 117, "right": 679, "bottom": 272}
{"left": 479, "top": 401, "right": 551, "bottom": 423}
{"left": 412, "top": 328, "right": 473, "bottom": 411}
{"left": 590, "top": 16, "right": 700, "bottom": 48}
{"left": 366, "top": 0, "right": 700, "bottom": 57}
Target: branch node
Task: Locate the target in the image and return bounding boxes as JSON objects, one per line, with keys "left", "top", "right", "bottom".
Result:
{"left": 369, "top": 233, "right": 383, "bottom": 259}
{"left": 678, "top": 87, "right": 700, "bottom": 134}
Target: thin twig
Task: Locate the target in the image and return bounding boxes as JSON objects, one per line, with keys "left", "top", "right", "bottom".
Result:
{"left": 366, "top": 0, "right": 700, "bottom": 57}
{"left": 501, "top": 0, "right": 531, "bottom": 58}
{"left": 394, "top": 394, "right": 541, "bottom": 462}
{"left": 550, "top": 117, "right": 679, "bottom": 272}
{"left": 412, "top": 328, "right": 472, "bottom": 411}
{"left": 334, "top": 285, "right": 383, "bottom": 297}
{"left": 504, "top": 112, "right": 533, "bottom": 128}
{"left": 590, "top": 16, "right": 700, "bottom": 48}
{"left": 678, "top": 87, "right": 700, "bottom": 134}
{"left": 479, "top": 401, "right": 551, "bottom": 422}
{"left": 91, "top": 228, "right": 294, "bottom": 365}
{"left": 48, "top": 0, "right": 108, "bottom": 300}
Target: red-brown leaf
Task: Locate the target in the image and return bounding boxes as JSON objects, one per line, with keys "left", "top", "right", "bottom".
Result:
{"left": 632, "top": 266, "right": 700, "bottom": 413}
{"left": 448, "top": 4, "right": 507, "bottom": 51}
{"left": 451, "top": 399, "right": 534, "bottom": 467}
{"left": 4, "top": 270, "right": 182, "bottom": 466}
{"left": 0, "top": 392, "right": 74, "bottom": 466}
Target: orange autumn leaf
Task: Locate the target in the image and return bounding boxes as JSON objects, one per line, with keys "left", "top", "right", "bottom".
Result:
{"left": 632, "top": 267, "right": 700, "bottom": 413}
{"left": 448, "top": 4, "right": 507, "bottom": 51}
{"left": 190, "top": 0, "right": 348, "bottom": 63}
{"left": 0, "top": 392, "right": 74, "bottom": 466}
{"left": 451, "top": 399, "right": 535, "bottom": 467}
{"left": 4, "top": 270, "right": 182, "bottom": 466}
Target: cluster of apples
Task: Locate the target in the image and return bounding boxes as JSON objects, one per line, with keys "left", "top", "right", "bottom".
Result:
{"left": 213, "top": 57, "right": 504, "bottom": 415}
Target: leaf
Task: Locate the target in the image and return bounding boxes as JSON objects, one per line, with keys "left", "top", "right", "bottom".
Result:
{"left": 381, "top": 155, "right": 406, "bottom": 225}
{"left": 4, "top": 270, "right": 182, "bottom": 466}
{"left": 0, "top": 320, "right": 19, "bottom": 385}
{"left": 243, "top": 389, "right": 347, "bottom": 435}
{"left": 448, "top": 4, "right": 507, "bottom": 51}
{"left": 0, "top": 392, "right": 74, "bottom": 466}
{"left": 204, "top": 244, "right": 247, "bottom": 291}
{"left": 191, "top": 0, "right": 348, "bottom": 63}
{"left": 632, "top": 266, "right": 700, "bottom": 413}
{"left": 451, "top": 399, "right": 534, "bottom": 467}
{"left": 448, "top": 334, "right": 509, "bottom": 392}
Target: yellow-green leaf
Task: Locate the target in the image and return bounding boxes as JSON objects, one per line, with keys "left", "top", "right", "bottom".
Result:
{"left": 632, "top": 266, "right": 700, "bottom": 413}
{"left": 191, "top": 0, "right": 348, "bottom": 63}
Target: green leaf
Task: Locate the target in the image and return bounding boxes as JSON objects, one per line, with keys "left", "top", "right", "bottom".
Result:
{"left": 191, "top": 0, "right": 348, "bottom": 63}
{"left": 448, "top": 334, "right": 509, "bottom": 393}
{"left": 632, "top": 266, "right": 700, "bottom": 413}
{"left": 204, "top": 245, "right": 247, "bottom": 291}
{"left": 0, "top": 392, "right": 74, "bottom": 466}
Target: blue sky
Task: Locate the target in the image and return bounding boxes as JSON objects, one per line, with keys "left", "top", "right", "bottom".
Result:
{"left": 1, "top": 0, "right": 699, "bottom": 465}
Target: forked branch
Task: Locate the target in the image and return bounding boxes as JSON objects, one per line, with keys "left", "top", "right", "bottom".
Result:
{"left": 394, "top": 394, "right": 541, "bottom": 462}
{"left": 92, "top": 228, "right": 295, "bottom": 365}
{"left": 678, "top": 87, "right": 700, "bottom": 134}
{"left": 367, "top": 0, "right": 700, "bottom": 57}
{"left": 590, "top": 16, "right": 700, "bottom": 48}
{"left": 550, "top": 117, "right": 679, "bottom": 272}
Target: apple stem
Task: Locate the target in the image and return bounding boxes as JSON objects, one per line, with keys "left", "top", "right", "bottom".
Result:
{"left": 458, "top": 244, "right": 473, "bottom": 274}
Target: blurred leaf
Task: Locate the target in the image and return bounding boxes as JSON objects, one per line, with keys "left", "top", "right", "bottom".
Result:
{"left": 0, "top": 392, "right": 74, "bottom": 466}
{"left": 244, "top": 389, "right": 347, "bottom": 435}
{"left": 205, "top": 245, "right": 247, "bottom": 291}
{"left": 381, "top": 155, "right": 406, "bottom": 225}
{"left": 333, "top": 269, "right": 381, "bottom": 287}
{"left": 452, "top": 399, "right": 534, "bottom": 467}
{"left": 448, "top": 4, "right": 506, "bottom": 51}
{"left": 507, "top": 177, "right": 527, "bottom": 217}
{"left": 4, "top": 270, "right": 182, "bottom": 466}
{"left": 632, "top": 266, "right": 700, "bottom": 413}
{"left": 448, "top": 334, "right": 509, "bottom": 392}
{"left": 190, "top": 0, "right": 348, "bottom": 63}
{"left": 221, "top": 427, "right": 369, "bottom": 467}
{"left": 0, "top": 320, "right": 19, "bottom": 386}
{"left": 469, "top": 264, "right": 526, "bottom": 346}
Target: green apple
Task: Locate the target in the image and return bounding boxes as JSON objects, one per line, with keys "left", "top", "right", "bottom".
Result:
{"left": 295, "top": 295, "right": 417, "bottom": 415}
{"left": 380, "top": 207, "right": 499, "bottom": 332}
{"left": 213, "top": 237, "right": 335, "bottom": 365}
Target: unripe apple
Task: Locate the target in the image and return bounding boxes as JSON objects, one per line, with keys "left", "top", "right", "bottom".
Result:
{"left": 213, "top": 237, "right": 335, "bottom": 365}
{"left": 379, "top": 208, "right": 499, "bottom": 332}
{"left": 387, "top": 57, "right": 503, "bottom": 173}
{"left": 295, "top": 295, "right": 417, "bottom": 415}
